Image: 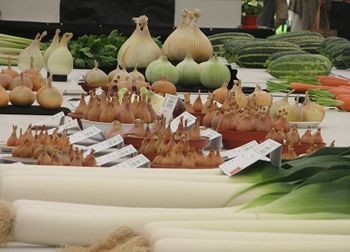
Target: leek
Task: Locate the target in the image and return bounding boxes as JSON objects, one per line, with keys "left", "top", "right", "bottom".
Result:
{"left": 152, "top": 238, "right": 350, "bottom": 252}
{"left": 144, "top": 219, "right": 350, "bottom": 235}
{"left": 3, "top": 200, "right": 350, "bottom": 246}
{"left": 0, "top": 33, "right": 32, "bottom": 44}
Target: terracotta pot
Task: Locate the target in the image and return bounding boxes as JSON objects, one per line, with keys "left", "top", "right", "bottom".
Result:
{"left": 242, "top": 15, "right": 258, "bottom": 29}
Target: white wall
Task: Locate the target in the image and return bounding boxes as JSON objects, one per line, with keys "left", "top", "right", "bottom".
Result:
{"left": 0, "top": 0, "right": 241, "bottom": 28}
{"left": 0, "top": 0, "right": 60, "bottom": 22}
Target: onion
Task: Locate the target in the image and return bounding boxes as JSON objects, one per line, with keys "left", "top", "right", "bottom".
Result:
{"left": 74, "top": 94, "right": 88, "bottom": 115}
{"left": 108, "top": 65, "right": 122, "bottom": 82}
{"left": 0, "top": 85, "right": 9, "bottom": 107}
{"left": 99, "top": 99, "right": 116, "bottom": 123}
{"left": 250, "top": 84, "right": 272, "bottom": 107}
{"left": 18, "top": 32, "right": 47, "bottom": 71}
{"left": 105, "top": 121, "right": 123, "bottom": 139}
{"left": 269, "top": 90, "right": 293, "bottom": 119}
{"left": 117, "top": 15, "right": 161, "bottom": 68}
{"left": 47, "top": 32, "right": 74, "bottom": 75}
{"left": 145, "top": 56, "right": 178, "bottom": 84}
{"left": 85, "top": 61, "right": 109, "bottom": 88}
{"left": 9, "top": 74, "right": 33, "bottom": 90}
{"left": 151, "top": 77, "right": 177, "bottom": 95}
{"left": 192, "top": 91, "right": 204, "bottom": 113}
{"left": 233, "top": 82, "right": 248, "bottom": 109}
{"left": 3, "top": 58, "right": 19, "bottom": 78}
{"left": 129, "top": 66, "right": 145, "bottom": 82}
{"left": 9, "top": 74, "right": 35, "bottom": 106}
{"left": 301, "top": 92, "right": 325, "bottom": 122}
{"left": 44, "top": 29, "right": 61, "bottom": 69}
{"left": 112, "top": 67, "right": 130, "bottom": 83}
{"left": 212, "top": 83, "right": 228, "bottom": 104}
{"left": 162, "top": 9, "right": 213, "bottom": 63}
{"left": 175, "top": 53, "right": 200, "bottom": 87}
{"left": 0, "top": 70, "right": 12, "bottom": 90}
{"left": 199, "top": 55, "right": 231, "bottom": 89}
{"left": 36, "top": 77, "right": 63, "bottom": 109}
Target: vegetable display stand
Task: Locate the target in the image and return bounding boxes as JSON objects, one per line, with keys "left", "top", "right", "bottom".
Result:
{"left": 219, "top": 130, "right": 267, "bottom": 149}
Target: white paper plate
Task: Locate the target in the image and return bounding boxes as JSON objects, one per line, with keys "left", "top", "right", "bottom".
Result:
{"left": 289, "top": 121, "right": 322, "bottom": 128}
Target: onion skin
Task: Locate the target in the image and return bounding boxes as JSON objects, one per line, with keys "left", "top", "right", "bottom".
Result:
{"left": 9, "top": 75, "right": 33, "bottom": 90}
{"left": 37, "top": 79, "right": 63, "bottom": 109}
{"left": 9, "top": 85, "right": 35, "bottom": 107}
{"left": 0, "top": 86, "right": 9, "bottom": 107}
{"left": 212, "top": 83, "right": 228, "bottom": 104}
{"left": 151, "top": 78, "right": 177, "bottom": 95}
{"left": 0, "top": 71, "right": 12, "bottom": 89}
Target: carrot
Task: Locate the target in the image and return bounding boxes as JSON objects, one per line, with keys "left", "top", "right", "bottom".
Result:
{"left": 289, "top": 82, "right": 335, "bottom": 92}
{"left": 318, "top": 76, "right": 350, "bottom": 87}
{"left": 329, "top": 87, "right": 350, "bottom": 96}
{"left": 336, "top": 95, "right": 350, "bottom": 111}
{"left": 336, "top": 94, "right": 350, "bottom": 100}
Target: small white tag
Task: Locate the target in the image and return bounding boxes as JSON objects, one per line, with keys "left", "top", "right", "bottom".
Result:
{"left": 95, "top": 145, "right": 137, "bottom": 166}
{"left": 83, "top": 135, "right": 124, "bottom": 157}
{"left": 95, "top": 87, "right": 103, "bottom": 96}
{"left": 47, "top": 119, "right": 79, "bottom": 134}
{"left": 255, "top": 139, "right": 282, "bottom": 167}
{"left": 221, "top": 141, "right": 259, "bottom": 160}
{"left": 32, "top": 112, "right": 65, "bottom": 127}
{"left": 255, "top": 139, "right": 281, "bottom": 156}
{"left": 170, "top": 111, "right": 197, "bottom": 132}
{"left": 68, "top": 126, "right": 102, "bottom": 144}
{"left": 112, "top": 154, "right": 150, "bottom": 168}
{"left": 219, "top": 149, "right": 263, "bottom": 176}
{"left": 201, "top": 129, "right": 221, "bottom": 140}
{"left": 200, "top": 129, "right": 222, "bottom": 150}
{"left": 159, "top": 94, "right": 179, "bottom": 120}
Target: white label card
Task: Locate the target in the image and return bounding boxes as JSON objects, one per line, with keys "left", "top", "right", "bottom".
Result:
{"left": 219, "top": 149, "right": 263, "bottom": 176}
{"left": 83, "top": 135, "right": 124, "bottom": 157}
{"left": 68, "top": 126, "right": 101, "bottom": 144}
{"left": 200, "top": 129, "right": 222, "bottom": 151}
{"left": 113, "top": 154, "right": 150, "bottom": 168}
{"left": 219, "top": 139, "right": 282, "bottom": 176}
{"left": 170, "top": 111, "right": 197, "bottom": 132}
{"left": 32, "top": 112, "right": 65, "bottom": 127}
{"left": 95, "top": 145, "right": 137, "bottom": 166}
{"left": 221, "top": 141, "right": 259, "bottom": 160}
{"left": 159, "top": 94, "right": 179, "bottom": 120}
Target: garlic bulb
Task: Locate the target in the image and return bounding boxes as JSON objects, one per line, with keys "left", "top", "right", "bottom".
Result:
{"left": 199, "top": 55, "right": 231, "bottom": 89}
{"left": 47, "top": 32, "right": 74, "bottom": 75}
{"left": 43, "top": 29, "right": 61, "bottom": 69}
{"left": 117, "top": 15, "right": 161, "bottom": 68}
{"left": 175, "top": 53, "right": 200, "bottom": 87}
{"left": 18, "top": 32, "right": 47, "bottom": 71}
{"left": 162, "top": 8, "right": 213, "bottom": 63}
{"left": 145, "top": 56, "right": 178, "bottom": 84}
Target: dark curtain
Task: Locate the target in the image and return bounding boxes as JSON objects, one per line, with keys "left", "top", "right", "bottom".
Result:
{"left": 60, "top": 0, "right": 175, "bottom": 27}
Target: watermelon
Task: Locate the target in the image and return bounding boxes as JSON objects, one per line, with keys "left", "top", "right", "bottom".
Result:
{"left": 208, "top": 32, "right": 254, "bottom": 46}
{"left": 265, "top": 50, "right": 309, "bottom": 67}
{"left": 267, "top": 54, "right": 332, "bottom": 78}
{"left": 234, "top": 40, "right": 301, "bottom": 68}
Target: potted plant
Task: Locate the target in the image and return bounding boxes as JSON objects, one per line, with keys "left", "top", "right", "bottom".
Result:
{"left": 241, "top": 0, "right": 263, "bottom": 27}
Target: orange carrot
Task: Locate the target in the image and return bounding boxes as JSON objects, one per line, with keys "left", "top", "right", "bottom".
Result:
{"left": 336, "top": 95, "right": 350, "bottom": 111}
{"left": 318, "top": 76, "right": 350, "bottom": 87}
{"left": 329, "top": 87, "right": 350, "bottom": 96}
{"left": 289, "top": 82, "right": 335, "bottom": 92}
